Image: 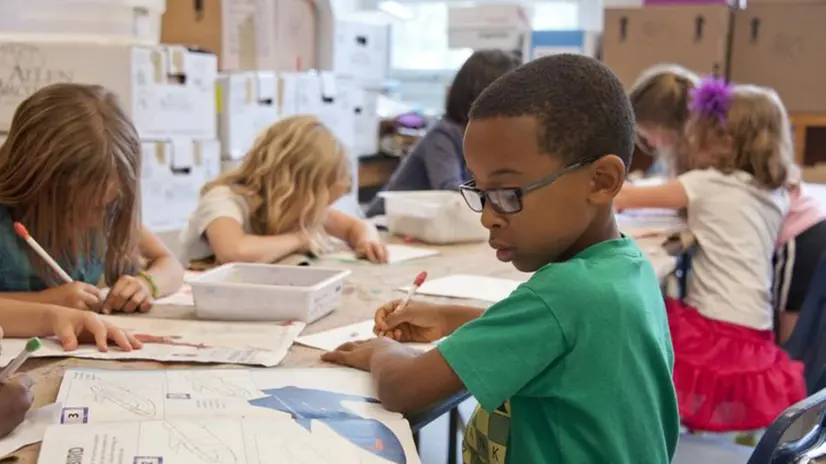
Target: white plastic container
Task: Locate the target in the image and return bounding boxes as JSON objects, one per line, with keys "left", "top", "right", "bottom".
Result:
{"left": 379, "top": 190, "right": 488, "bottom": 244}
{"left": 189, "top": 263, "right": 351, "bottom": 323}
{"left": 0, "top": 0, "right": 166, "bottom": 44}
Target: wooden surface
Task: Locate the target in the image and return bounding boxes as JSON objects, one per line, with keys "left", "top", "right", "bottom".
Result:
{"left": 8, "top": 237, "right": 674, "bottom": 462}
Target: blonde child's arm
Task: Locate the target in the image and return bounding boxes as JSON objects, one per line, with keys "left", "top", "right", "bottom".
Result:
{"left": 615, "top": 180, "right": 689, "bottom": 211}
{"left": 138, "top": 226, "right": 184, "bottom": 297}
{"left": 324, "top": 210, "right": 388, "bottom": 263}
{"left": 324, "top": 209, "right": 376, "bottom": 244}
{"left": 205, "top": 218, "right": 309, "bottom": 264}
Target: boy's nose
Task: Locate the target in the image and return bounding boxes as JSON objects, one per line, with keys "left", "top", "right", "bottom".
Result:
{"left": 480, "top": 204, "right": 506, "bottom": 230}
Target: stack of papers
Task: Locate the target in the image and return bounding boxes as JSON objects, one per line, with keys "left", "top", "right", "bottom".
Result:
{"left": 400, "top": 274, "right": 525, "bottom": 303}
{"left": 296, "top": 320, "right": 437, "bottom": 352}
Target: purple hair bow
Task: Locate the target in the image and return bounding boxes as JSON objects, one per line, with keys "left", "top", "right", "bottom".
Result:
{"left": 689, "top": 76, "right": 734, "bottom": 125}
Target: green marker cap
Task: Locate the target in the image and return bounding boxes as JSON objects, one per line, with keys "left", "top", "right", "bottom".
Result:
{"left": 25, "top": 337, "right": 41, "bottom": 353}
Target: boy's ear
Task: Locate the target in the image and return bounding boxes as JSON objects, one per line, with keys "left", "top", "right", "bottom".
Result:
{"left": 588, "top": 155, "right": 626, "bottom": 205}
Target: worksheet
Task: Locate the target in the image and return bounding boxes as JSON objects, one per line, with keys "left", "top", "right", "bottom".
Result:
{"left": 0, "top": 316, "right": 305, "bottom": 367}
{"left": 399, "top": 274, "right": 525, "bottom": 303}
{"left": 38, "top": 417, "right": 419, "bottom": 464}
{"left": 44, "top": 368, "right": 420, "bottom": 464}
{"left": 295, "top": 320, "right": 437, "bottom": 352}
{"left": 324, "top": 244, "right": 440, "bottom": 264}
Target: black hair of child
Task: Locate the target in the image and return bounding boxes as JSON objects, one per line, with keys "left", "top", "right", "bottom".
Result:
{"left": 445, "top": 50, "right": 521, "bottom": 127}
{"left": 469, "top": 54, "right": 636, "bottom": 169}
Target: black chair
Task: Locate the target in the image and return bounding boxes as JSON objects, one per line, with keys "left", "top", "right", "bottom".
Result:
{"left": 783, "top": 253, "right": 826, "bottom": 394}
{"left": 747, "top": 387, "right": 826, "bottom": 463}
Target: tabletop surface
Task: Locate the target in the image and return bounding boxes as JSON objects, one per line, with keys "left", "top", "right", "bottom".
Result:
{"left": 8, "top": 236, "right": 674, "bottom": 462}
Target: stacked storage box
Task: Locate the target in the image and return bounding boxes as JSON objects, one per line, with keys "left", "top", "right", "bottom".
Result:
{"left": 0, "top": 0, "right": 220, "bottom": 233}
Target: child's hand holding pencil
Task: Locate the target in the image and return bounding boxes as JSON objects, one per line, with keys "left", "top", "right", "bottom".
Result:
{"left": 373, "top": 298, "right": 448, "bottom": 343}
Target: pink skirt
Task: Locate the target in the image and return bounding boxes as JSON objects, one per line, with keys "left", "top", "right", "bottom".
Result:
{"left": 666, "top": 298, "right": 806, "bottom": 431}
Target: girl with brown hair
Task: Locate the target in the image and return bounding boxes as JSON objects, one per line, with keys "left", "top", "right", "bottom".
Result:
{"left": 616, "top": 79, "right": 804, "bottom": 432}
{"left": 0, "top": 83, "right": 184, "bottom": 314}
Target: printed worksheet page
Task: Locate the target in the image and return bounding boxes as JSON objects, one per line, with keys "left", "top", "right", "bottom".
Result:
{"left": 46, "top": 368, "right": 420, "bottom": 464}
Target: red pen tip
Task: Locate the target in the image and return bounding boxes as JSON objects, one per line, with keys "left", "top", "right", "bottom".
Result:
{"left": 13, "top": 222, "right": 29, "bottom": 240}
{"left": 414, "top": 271, "right": 427, "bottom": 287}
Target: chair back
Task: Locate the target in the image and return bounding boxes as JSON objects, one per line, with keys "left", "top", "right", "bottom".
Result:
{"left": 747, "top": 386, "right": 826, "bottom": 463}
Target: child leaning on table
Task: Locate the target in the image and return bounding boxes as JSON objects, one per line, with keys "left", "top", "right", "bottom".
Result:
{"left": 323, "top": 54, "right": 680, "bottom": 464}
{"left": 614, "top": 79, "right": 806, "bottom": 431}
{"left": 0, "top": 83, "right": 184, "bottom": 314}
{"left": 179, "top": 115, "right": 388, "bottom": 266}
{"left": 0, "top": 297, "right": 142, "bottom": 438}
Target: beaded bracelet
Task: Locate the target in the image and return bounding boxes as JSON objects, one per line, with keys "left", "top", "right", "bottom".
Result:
{"left": 138, "top": 271, "right": 159, "bottom": 298}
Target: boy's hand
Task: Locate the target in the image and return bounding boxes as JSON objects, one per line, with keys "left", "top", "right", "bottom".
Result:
{"left": 102, "top": 275, "right": 153, "bottom": 314}
{"left": 374, "top": 299, "right": 448, "bottom": 343}
{"left": 45, "top": 307, "right": 143, "bottom": 352}
{"left": 321, "top": 338, "right": 395, "bottom": 371}
{"left": 0, "top": 375, "right": 33, "bottom": 438}
{"left": 354, "top": 240, "right": 388, "bottom": 264}
{"left": 39, "top": 282, "right": 100, "bottom": 312}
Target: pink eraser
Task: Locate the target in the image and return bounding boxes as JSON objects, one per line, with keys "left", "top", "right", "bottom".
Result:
{"left": 13, "top": 222, "right": 29, "bottom": 240}
{"left": 414, "top": 271, "right": 428, "bottom": 287}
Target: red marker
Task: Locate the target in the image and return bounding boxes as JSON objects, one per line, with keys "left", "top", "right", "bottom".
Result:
{"left": 397, "top": 271, "right": 427, "bottom": 312}
{"left": 380, "top": 271, "right": 428, "bottom": 337}
{"left": 14, "top": 222, "right": 73, "bottom": 283}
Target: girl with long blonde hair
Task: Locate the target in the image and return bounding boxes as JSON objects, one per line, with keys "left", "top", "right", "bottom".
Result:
{"left": 0, "top": 83, "right": 183, "bottom": 315}
{"left": 615, "top": 80, "right": 804, "bottom": 432}
{"left": 180, "top": 115, "right": 387, "bottom": 265}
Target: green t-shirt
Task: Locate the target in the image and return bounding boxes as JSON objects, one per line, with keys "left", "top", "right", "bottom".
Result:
{"left": 438, "top": 236, "right": 679, "bottom": 464}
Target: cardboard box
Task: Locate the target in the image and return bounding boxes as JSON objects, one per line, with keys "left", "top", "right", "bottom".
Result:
{"left": 161, "top": 0, "right": 317, "bottom": 72}
{"left": 352, "top": 89, "right": 381, "bottom": 156}
{"left": 602, "top": 5, "right": 733, "bottom": 89}
{"left": 730, "top": 4, "right": 826, "bottom": 113}
{"left": 644, "top": 0, "right": 745, "bottom": 8}
{"left": 531, "top": 30, "right": 601, "bottom": 59}
{"left": 217, "top": 72, "right": 279, "bottom": 160}
{"left": 0, "top": 41, "right": 217, "bottom": 138}
{"left": 448, "top": 4, "right": 531, "bottom": 54}
{"left": 141, "top": 139, "right": 221, "bottom": 232}
{"left": 332, "top": 18, "right": 390, "bottom": 86}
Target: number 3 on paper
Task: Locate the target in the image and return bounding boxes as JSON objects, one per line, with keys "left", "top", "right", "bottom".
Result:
{"left": 60, "top": 407, "right": 89, "bottom": 424}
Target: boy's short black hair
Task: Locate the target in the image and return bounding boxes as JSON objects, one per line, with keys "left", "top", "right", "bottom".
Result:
{"left": 469, "top": 54, "right": 636, "bottom": 169}
{"left": 445, "top": 50, "right": 521, "bottom": 127}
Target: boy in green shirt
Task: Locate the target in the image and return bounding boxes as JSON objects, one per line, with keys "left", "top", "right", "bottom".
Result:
{"left": 322, "top": 54, "right": 680, "bottom": 463}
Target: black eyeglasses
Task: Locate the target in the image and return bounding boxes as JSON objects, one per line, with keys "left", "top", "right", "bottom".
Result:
{"left": 459, "top": 159, "right": 595, "bottom": 214}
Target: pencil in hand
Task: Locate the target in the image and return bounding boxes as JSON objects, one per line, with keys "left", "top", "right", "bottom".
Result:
{"left": 13, "top": 222, "right": 73, "bottom": 284}
{"left": 379, "top": 271, "right": 427, "bottom": 337}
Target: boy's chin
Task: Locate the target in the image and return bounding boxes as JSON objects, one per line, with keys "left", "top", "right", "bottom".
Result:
{"left": 510, "top": 256, "right": 544, "bottom": 273}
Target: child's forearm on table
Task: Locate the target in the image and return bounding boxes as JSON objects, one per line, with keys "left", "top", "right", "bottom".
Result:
{"left": 0, "top": 299, "right": 53, "bottom": 337}
{"left": 371, "top": 344, "right": 428, "bottom": 413}
{"left": 218, "top": 233, "right": 305, "bottom": 264}
{"left": 0, "top": 292, "right": 49, "bottom": 305}
{"left": 144, "top": 256, "right": 184, "bottom": 297}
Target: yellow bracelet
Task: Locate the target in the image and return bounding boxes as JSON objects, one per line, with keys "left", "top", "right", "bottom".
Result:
{"left": 138, "top": 271, "right": 158, "bottom": 298}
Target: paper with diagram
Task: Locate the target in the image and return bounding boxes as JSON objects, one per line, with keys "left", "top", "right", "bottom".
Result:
{"left": 295, "top": 320, "right": 437, "bottom": 352}
{"left": 0, "top": 316, "right": 305, "bottom": 367}
{"left": 42, "top": 367, "right": 420, "bottom": 463}
{"left": 400, "top": 274, "right": 525, "bottom": 303}
{"left": 324, "top": 244, "right": 440, "bottom": 264}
